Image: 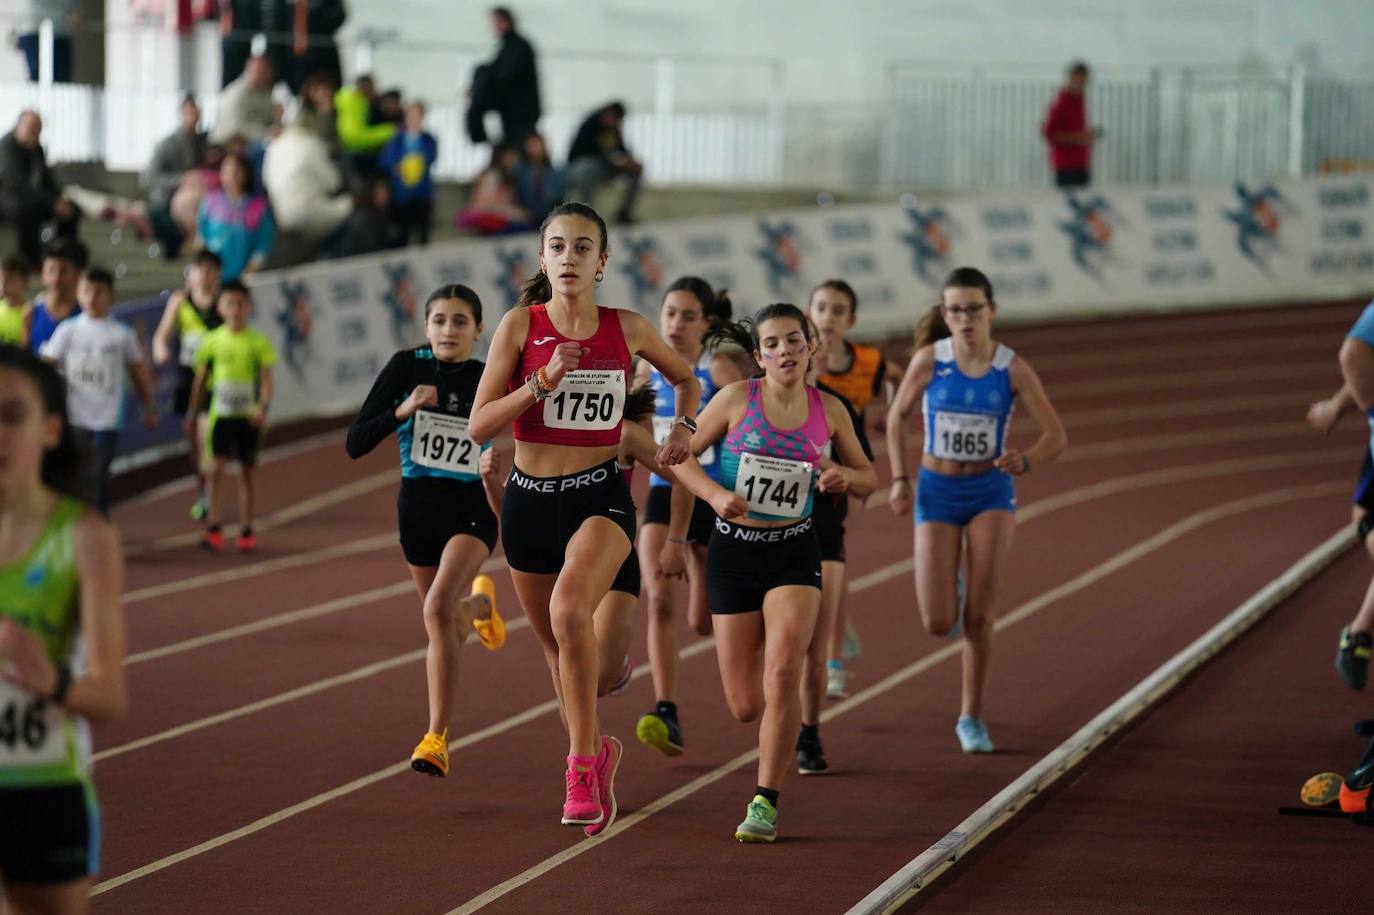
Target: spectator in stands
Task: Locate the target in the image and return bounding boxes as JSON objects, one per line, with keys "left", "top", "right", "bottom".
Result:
{"left": 168, "top": 142, "right": 231, "bottom": 256}
{"left": 0, "top": 110, "right": 79, "bottom": 269}
{"left": 145, "top": 94, "right": 210, "bottom": 258}
{"left": 25, "top": 238, "right": 86, "bottom": 355}
{"left": 455, "top": 144, "right": 532, "bottom": 236}
{"left": 211, "top": 54, "right": 279, "bottom": 146}
{"left": 467, "top": 6, "right": 541, "bottom": 145}
{"left": 198, "top": 152, "right": 275, "bottom": 281}
{"left": 566, "top": 101, "right": 642, "bottom": 225}
{"left": 335, "top": 74, "right": 397, "bottom": 179}
{"left": 514, "top": 131, "right": 564, "bottom": 225}
{"left": 14, "top": 0, "right": 78, "bottom": 83}
{"left": 291, "top": 1, "right": 348, "bottom": 93}
{"left": 220, "top": 0, "right": 344, "bottom": 93}
{"left": 0, "top": 255, "right": 32, "bottom": 346}
{"left": 341, "top": 175, "right": 405, "bottom": 256}
{"left": 299, "top": 71, "right": 343, "bottom": 155}
{"left": 1041, "top": 60, "right": 1099, "bottom": 189}
{"left": 263, "top": 108, "right": 353, "bottom": 251}
{"left": 379, "top": 100, "right": 438, "bottom": 245}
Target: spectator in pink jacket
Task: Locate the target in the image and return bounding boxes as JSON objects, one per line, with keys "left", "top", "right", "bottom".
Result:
{"left": 1041, "top": 61, "right": 1098, "bottom": 189}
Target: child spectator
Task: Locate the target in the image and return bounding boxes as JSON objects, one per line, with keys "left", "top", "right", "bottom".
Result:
{"left": 0, "top": 255, "right": 32, "bottom": 346}
{"left": 514, "top": 131, "right": 564, "bottom": 225}
{"left": 379, "top": 101, "right": 438, "bottom": 245}
{"left": 198, "top": 152, "right": 275, "bottom": 281}
{"left": 454, "top": 144, "right": 532, "bottom": 236}
{"left": 25, "top": 239, "right": 88, "bottom": 355}
{"left": 40, "top": 266, "right": 157, "bottom": 514}
{"left": 187, "top": 281, "right": 279, "bottom": 552}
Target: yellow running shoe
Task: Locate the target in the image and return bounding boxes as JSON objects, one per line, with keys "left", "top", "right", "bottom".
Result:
{"left": 470, "top": 574, "right": 505, "bottom": 650}
{"left": 411, "top": 729, "right": 449, "bottom": 778}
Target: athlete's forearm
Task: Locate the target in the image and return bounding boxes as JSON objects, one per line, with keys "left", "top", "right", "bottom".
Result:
{"left": 469, "top": 385, "right": 538, "bottom": 443}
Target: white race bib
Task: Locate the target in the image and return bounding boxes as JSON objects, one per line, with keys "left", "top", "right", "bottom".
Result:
{"left": 932, "top": 411, "right": 998, "bottom": 462}
{"left": 0, "top": 681, "right": 66, "bottom": 767}
{"left": 215, "top": 380, "right": 255, "bottom": 417}
{"left": 68, "top": 353, "right": 118, "bottom": 396}
{"left": 544, "top": 370, "right": 624, "bottom": 431}
{"left": 735, "top": 452, "right": 813, "bottom": 519}
{"left": 653, "top": 415, "right": 714, "bottom": 465}
{"left": 411, "top": 411, "right": 480, "bottom": 475}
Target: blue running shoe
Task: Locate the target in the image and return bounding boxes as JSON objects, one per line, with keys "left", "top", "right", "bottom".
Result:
{"left": 956, "top": 716, "right": 994, "bottom": 753}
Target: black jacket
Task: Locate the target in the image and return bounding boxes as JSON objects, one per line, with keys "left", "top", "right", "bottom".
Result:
{"left": 0, "top": 131, "right": 60, "bottom": 213}
{"left": 477, "top": 31, "right": 541, "bottom": 124}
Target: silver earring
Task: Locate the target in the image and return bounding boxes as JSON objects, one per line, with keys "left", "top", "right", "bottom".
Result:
{"left": 595, "top": 271, "right": 604, "bottom": 285}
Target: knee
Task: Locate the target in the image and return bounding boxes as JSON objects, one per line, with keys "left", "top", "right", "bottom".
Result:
{"left": 923, "top": 612, "right": 956, "bottom": 637}
{"left": 646, "top": 591, "right": 675, "bottom": 624}
{"left": 764, "top": 655, "right": 804, "bottom": 695}
{"left": 726, "top": 693, "right": 763, "bottom": 723}
{"left": 963, "top": 613, "right": 994, "bottom": 644}
{"left": 549, "top": 599, "right": 592, "bottom": 643}
{"left": 422, "top": 592, "right": 457, "bottom": 629}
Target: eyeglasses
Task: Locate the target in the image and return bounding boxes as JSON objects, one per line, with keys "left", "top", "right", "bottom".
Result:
{"left": 941, "top": 303, "right": 989, "bottom": 318}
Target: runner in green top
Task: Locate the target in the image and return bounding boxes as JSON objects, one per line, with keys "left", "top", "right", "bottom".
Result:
{"left": 0, "top": 256, "right": 33, "bottom": 346}
{"left": 0, "top": 344, "right": 128, "bottom": 908}
{"left": 152, "top": 250, "right": 223, "bottom": 520}
{"left": 186, "top": 280, "right": 278, "bottom": 552}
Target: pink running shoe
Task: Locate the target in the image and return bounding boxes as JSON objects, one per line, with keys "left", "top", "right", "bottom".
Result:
{"left": 562, "top": 755, "right": 602, "bottom": 826}
{"left": 584, "top": 736, "right": 623, "bottom": 838}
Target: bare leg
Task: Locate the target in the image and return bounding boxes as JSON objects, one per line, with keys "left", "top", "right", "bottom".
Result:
{"left": 756, "top": 586, "right": 821, "bottom": 791}
{"left": 914, "top": 521, "right": 963, "bottom": 635}
{"left": 959, "top": 511, "right": 1016, "bottom": 719}
{"left": 594, "top": 590, "right": 638, "bottom": 696}
{"left": 407, "top": 534, "right": 491, "bottom": 733}
{"left": 803, "top": 560, "right": 845, "bottom": 723}
{"left": 4, "top": 876, "right": 93, "bottom": 915}
{"left": 638, "top": 522, "right": 680, "bottom": 703}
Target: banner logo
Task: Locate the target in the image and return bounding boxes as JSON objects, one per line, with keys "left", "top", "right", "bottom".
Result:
{"left": 617, "top": 235, "right": 667, "bottom": 311}
{"left": 898, "top": 203, "right": 953, "bottom": 285}
{"left": 381, "top": 262, "right": 419, "bottom": 345}
{"left": 275, "top": 280, "right": 315, "bottom": 383}
{"left": 1223, "top": 182, "right": 1288, "bottom": 269}
{"left": 1057, "top": 193, "right": 1119, "bottom": 277}
{"left": 755, "top": 219, "right": 804, "bottom": 295}
{"left": 493, "top": 248, "right": 531, "bottom": 307}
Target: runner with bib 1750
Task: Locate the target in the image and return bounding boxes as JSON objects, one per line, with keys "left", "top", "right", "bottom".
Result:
{"left": 670, "top": 303, "right": 875, "bottom": 843}
{"left": 0, "top": 345, "right": 128, "bottom": 914}
{"left": 886, "top": 267, "right": 1066, "bottom": 754}
{"left": 346, "top": 284, "right": 508, "bottom": 780}
{"left": 468, "top": 202, "right": 699, "bottom": 838}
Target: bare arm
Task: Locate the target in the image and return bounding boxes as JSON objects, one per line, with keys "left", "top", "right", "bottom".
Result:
{"left": 468, "top": 308, "right": 538, "bottom": 443}
{"left": 252, "top": 366, "right": 274, "bottom": 428}
{"left": 817, "top": 392, "right": 877, "bottom": 498}
{"left": 151, "top": 289, "right": 185, "bottom": 366}
{"left": 1308, "top": 382, "right": 1357, "bottom": 433}
{"left": 623, "top": 311, "right": 700, "bottom": 466}
{"left": 886, "top": 347, "right": 934, "bottom": 515}
{"left": 996, "top": 356, "right": 1067, "bottom": 475}
{"left": 670, "top": 382, "right": 748, "bottom": 519}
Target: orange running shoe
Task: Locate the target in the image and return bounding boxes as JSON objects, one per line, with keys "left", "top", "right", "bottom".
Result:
{"left": 470, "top": 574, "right": 505, "bottom": 650}
{"left": 411, "top": 729, "right": 449, "bottom": 778}
{"left": 1338, "top": 780, "right": 1371, "bottom": 815}
{"left": 237, "top": 531, "right": 257, "bottom": 552}
{"left": 200, "top": 528, "right": 225, "bottom": 552}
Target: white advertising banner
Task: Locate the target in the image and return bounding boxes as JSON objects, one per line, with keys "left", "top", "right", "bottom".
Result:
{"left": 245, "top": 175, "right": 1374, "bottom": 428}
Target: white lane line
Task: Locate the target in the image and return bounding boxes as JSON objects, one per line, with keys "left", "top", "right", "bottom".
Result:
{"left": 91, "top": 458, "right": 1343, "bottom": 896}
{"left": 849, "top": 500, "right": 1351, "bottom": 913}
{"left": 123, "top": 469, "right": 397, "bottom": 557}
{"left": 448, "top": 480, "right": 1347, "bottom": 914}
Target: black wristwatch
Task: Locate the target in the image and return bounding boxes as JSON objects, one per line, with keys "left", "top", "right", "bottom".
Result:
{"left": 50, "top": 663, "right": 72, "bottom": 705}
{"left": 674, "top": 415, "right": 698, "bottom": 434}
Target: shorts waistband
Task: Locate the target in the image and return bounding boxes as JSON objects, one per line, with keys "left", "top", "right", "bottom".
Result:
{"left": 918, "top": 466, "right": 1007, "bottom": 483}
{"left": 713, "top": 515, "right": 813, "bottom": 542}
{"left": 508, "top": 459, "right": 621, "bottom": 494}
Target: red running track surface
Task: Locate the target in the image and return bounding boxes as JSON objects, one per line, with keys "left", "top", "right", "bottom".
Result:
{"left": 92, "top": 302, "right": 1365, "bottom": 912}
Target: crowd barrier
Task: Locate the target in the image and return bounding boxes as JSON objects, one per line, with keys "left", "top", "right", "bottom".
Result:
{"left": 113, "top": 173, "right": 1374, "bottom": 468}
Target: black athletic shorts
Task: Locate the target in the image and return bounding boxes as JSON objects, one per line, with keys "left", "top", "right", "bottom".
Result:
{"left": 209, "top": 416, "right": 262, "bottom": 465}
{"left": 500, "top": 459, "right": 636, "bottom": 574}
{"left": 397, "top": 476, "right": 499, "bottom": 566}
{"left": 609, "top": 546, "right": 641, "bottom": 597}
{"left": 173, "top": 366, "right": 210, "bottom": 416}
{"left": 812, "top": 491, "right": 848, "bottom": 563}
{"left": 1355, "top": 449, "right": 1374, "bottom": 512}
{"left": 0, "top": 783, "right": 98, "bottom": 884}
{"left": 642, "top": 485, "right": 716, "bottom": 546}
{"left": 707, "top": 515, "right": 821, "bottom": 615}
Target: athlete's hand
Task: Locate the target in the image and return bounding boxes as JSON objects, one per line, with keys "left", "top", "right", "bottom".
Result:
{"left": 396, "top": 384, "right": 438, "bottom": 421}
{"left": 0, "top": 619, "right": 58, "bottom": 698}
{"left": 152, "top": 338, "right": 172, "bottom": 366}
{"left": 479, "top": 446, "right": 502, "bottom": 480}
{"left": 658, "top": 541, "right": 687, "bottom": 580}
{"left": 996, "top": 448, "right": 1029, "bottom": 476}
{"left": 543, "top": 343, "right": 588, "bottom": 388}
{"left": 656, "top": 423, "right": 691, "bottom": 466}
{"left": 888, "top": 478, "right": 914, "bottom": 516}
{"left": 249, "top": 407, "right": 268, "bottom": 428}
{"left": 1307, "top": 398, "right": 1342, "bottom": 434}
{"left": 711, "top": 490, "right": 749, "bottom": 521}
{"left": 817, "top": 466, "right": 849, "bottom": 494}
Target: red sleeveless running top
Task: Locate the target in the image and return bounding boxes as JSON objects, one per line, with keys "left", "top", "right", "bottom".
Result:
{"left": 510, "top": 304, "right": 632, "bottom": 447}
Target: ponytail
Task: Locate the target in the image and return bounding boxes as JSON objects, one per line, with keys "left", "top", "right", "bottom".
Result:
{"left": 623, "top": 383, "right": 657, "bottom": 425}
{"left": 516, "top": 271, "right": 551, "bottom": 309}
{"left": 914, "top": 304, "right": 950, "bottom": 350}
{"left": 703, "top": 303, "right": 810, "bottom": 377}
{"left": 708, "top": 288, "right": 734, "bottom": 325}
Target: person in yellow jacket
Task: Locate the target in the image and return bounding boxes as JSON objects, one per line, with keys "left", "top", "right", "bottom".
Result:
{"left": 334, "top": 75, "right": 396, "bottom": 174}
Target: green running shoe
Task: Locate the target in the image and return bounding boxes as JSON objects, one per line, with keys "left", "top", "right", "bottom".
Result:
{"left": 734, "top": 795, "right": 778, "bottom": 843}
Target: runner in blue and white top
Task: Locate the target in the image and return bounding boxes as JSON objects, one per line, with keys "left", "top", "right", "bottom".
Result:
{"left": 887, "top": 266, "right": 1067, "bottom": 755}
{"left": 1307, "top": 299, "right": 1374, "bottom": 689}
{"left": 631, "top": 276, "right": 746, "bottom": 759}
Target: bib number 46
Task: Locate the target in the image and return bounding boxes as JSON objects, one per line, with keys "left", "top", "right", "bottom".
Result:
{"left": 0, "top": 697, "right": 48, "bottom": 753}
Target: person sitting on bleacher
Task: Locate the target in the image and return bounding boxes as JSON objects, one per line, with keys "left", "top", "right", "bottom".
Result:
{"left": 198, "top": 152, "right": 274, "bottom": 281}
{"left": 211, "top": 55, "right": 279, "bottom": 147}
{"left": 565, "top": 100, "right": 643, "bottom": 226}
{"left": 144, "top": 94, "right": 210, "bottom": 259}
{"left": 334, "top": 74, "right": 397, "bottom": 181}
{"left": 263, "top": 107, "right": 353, "bottom": 258}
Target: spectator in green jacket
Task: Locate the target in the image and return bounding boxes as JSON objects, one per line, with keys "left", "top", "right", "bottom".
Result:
{"left": 334, "top": 74, "right": 396, "bottom": 179}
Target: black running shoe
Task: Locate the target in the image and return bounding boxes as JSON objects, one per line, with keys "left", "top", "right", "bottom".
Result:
{"left": 796, "top": 732, "right": 829, "bottom": 775}
{"left": 1336, "top": 625, "right": 1371, "bottom": 691}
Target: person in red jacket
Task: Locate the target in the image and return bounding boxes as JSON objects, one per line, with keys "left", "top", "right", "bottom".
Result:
{"left": 1041, "top": 61, "right": 1098, "bottom": 188}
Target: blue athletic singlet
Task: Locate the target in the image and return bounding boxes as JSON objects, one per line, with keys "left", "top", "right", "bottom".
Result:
{"left": 922, "top": 338, "right": 1016, "bottom": 463}
{"left": 649, "top": 353, "right": 721, "bottom": 486}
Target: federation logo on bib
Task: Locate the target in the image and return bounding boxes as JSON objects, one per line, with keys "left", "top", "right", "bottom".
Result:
{"left": 447, "top": 392, "right": 460, "bottom": 411}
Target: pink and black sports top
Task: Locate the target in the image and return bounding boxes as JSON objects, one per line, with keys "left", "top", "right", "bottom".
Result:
{"left": 719, "top": 379, "right": 831, "bottom": 521}
{"left": 510, "top": 304, "right": 631, "bottom": 448}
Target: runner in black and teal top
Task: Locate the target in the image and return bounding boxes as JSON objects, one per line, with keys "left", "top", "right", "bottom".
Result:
{"left": 187, "top": 281, "right": 278, "bottom": 553}
{"left": 347, "top": 284, "right": 507, "bottom": 780}
{"left": 0, "top": 345, "right": 128, "bottom": 909}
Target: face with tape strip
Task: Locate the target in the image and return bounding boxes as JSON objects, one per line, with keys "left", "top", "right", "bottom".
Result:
{"left": 755, "top": 316, "right": 811, "bottom": 384}
{"left": 425, "top": 297, "right": 481, "bottom": 362}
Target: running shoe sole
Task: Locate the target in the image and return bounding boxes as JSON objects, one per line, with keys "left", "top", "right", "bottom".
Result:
{"left": 411, "top": 757, "right": 446, "bottom": 778}
{"left": 636, "top": 713, "right": 684, "bottom": 756}
{"left": 735, "top": 824, "right": 777, "bottom": 843}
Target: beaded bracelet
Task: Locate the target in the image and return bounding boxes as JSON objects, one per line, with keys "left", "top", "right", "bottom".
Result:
{"left": 526, "top": 372, "right": 550, "bottom": 401}
{"left": 668, "top": 536, "right": 690, "bottom": 545}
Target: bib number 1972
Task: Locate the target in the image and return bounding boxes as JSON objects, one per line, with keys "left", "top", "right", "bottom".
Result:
{"left": 411, "top": 411, "right": 479, "bottom": 475}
